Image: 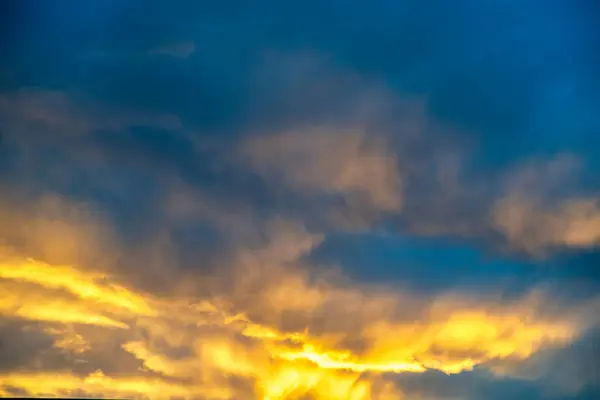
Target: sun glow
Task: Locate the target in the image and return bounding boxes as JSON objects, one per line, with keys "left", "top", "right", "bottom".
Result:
{"left": 0, "top": 254, "right": 580, "bottom": 399}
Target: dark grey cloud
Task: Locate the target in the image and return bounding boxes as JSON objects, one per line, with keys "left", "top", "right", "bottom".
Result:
{"left": 0, "top": 320, "right": 56, "bottom": 372}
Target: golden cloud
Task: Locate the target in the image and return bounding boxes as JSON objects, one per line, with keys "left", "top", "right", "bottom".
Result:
{"left": 0, "top": 232, "right": 587, "bottom": 399}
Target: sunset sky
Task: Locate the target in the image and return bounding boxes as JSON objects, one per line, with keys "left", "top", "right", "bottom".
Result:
{"left": 0, "top": 1, "right": 599, "bottom": 399}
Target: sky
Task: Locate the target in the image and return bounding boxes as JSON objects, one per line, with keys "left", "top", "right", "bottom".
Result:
{"left": 0, "top": 1, "right": 599, "bottom": 399}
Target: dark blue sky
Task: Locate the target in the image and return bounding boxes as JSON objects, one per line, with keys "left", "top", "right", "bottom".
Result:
{"left": 0, "top": 1, "right": 599, "bottom": 399}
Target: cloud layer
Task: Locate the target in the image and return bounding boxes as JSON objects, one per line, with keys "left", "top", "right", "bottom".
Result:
{"left": 0, "top": 206, "right": 596, "bottom": 399}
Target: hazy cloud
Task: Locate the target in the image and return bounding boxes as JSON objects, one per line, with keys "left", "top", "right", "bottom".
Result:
{"left": 492, "top": 156, "right": 600, "bottom": 254}
{"left": 240, "top": 127, "right": 403, "bottom": 226}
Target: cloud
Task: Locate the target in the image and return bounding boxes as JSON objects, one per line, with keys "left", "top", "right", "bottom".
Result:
{"left": 3, "top": 59, "right": 597, "bottom": 260}
{"left": 0, "top": 319, "right": 58, "bottom": 372}
{"left": 0, "top": 88, "right": 181, "bottom": 138}
{"left": 0, "top": 89, "right": 185, "bottom": 203}
{"left": 239, "top": 106, "right": 599, "bottom": 256}
{"left": 492, "top": 156, "right": 600, "bottom": 255}
{"left": 240, "top": 127, "right": 403, "bottom": 226}
{"left": 493, "top": 195, "right": 600, "bottom": 254}
{"left": 238, "top": 54, "right": 600, "bottom": 255}
{"left": 3, "top": 76, "right": 598, "bottom": 264}
{"left": 0, "top": 194, "right": 596, "bottom": 399}
{"left": 0, "top": 192, "right": 115, "bottom": 268}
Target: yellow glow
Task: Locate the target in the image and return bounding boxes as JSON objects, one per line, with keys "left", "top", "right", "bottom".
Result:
{"left": 273, "top": 344, "right": 427, "bottom": 373}
{"left": 0, "top": 370, "right": 233, "bottom": 399}
{"left": 45, "top": 327, "right": 92, "bottom": 354}
{"left": 0, "top": 253, "right": 583, "bottom": 399}
{"left": 0, "top": 257, "right": 155, "bottom": 316}
{"left": 0, "top": 282, "right": 128, "bottom": 328}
